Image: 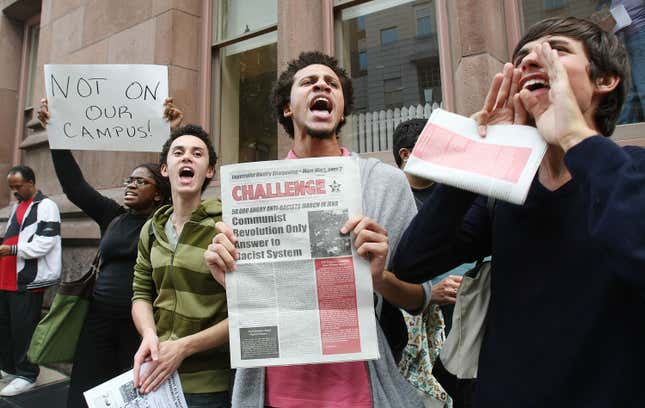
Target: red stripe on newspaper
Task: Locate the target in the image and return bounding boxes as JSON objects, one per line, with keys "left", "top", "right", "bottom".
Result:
{"left": 315, "top": 257, "right": 361, "bottom": 355}
{"left": 413, "top": 122, "right": 532, "bottom": 183}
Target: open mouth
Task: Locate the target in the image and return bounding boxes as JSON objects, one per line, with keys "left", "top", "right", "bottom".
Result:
{"left": 309, "top": 97, "right": 333, "bottom": 115}
{"left": 522, "top": 78, "right": 550, "bottom": 92}
{"left": 179, "top": 167, "right": 195, "bottom": 183}
{"left": 124, "top": 191, "right": 138, "bottom": 198}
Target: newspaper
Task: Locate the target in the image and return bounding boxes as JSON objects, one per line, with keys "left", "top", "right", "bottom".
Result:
{"left": 405, "top": 108, "right": 547, "bottom": 205}
{"left": 83, "top": 364, "right": 187, "bottom": 408}
{"left": 610, "top": 4, "right": 632, "bottom": 32}
{"left": 220, "top": 156, "right": 379, "bottom": 368}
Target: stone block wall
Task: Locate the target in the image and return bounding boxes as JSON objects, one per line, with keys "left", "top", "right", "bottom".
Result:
{"left": 0, "top": 0, "right": 205, "bottom": 286}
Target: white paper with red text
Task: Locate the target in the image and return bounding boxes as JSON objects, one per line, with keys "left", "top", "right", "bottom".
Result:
{"left": 405, "top": 109, "right": 547, "bottom": 204}
{"left": 220, "top": 157, "right": 379, "bottom": 368}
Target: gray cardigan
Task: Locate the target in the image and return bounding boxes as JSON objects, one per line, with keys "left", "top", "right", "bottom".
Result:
{"left": 231, "top": 156, "right": 424, "bottom": 407}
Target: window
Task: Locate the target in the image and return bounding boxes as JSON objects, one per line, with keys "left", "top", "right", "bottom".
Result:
{"left": 358, "top": 51, "right": 368, "bottom": 72}
{"left": 543, "top": 0, "right": 566, "bottom": 10}
{"left": 16, "top": 15, "right": 40, "bottom": 143}
{"left": 415, "top": 5, "right": 433, "bottom": 38}
{"left": 357, "top": 15, "right": 366, "bottom": 30}
{"left": 416, "top": 16, "right": 432, "bottom": 37}
{"left": 520, "top": 0, "right": 643, "bottom": 127}
{"left": 212, "top": 1, "right": 278, "bottom": 165}
{"left": 214, "top": 0, "right": 277, "bottom": 42}
{"left": 24, "top": 24, "right": 39, "bottom": 109}
{"left": 380, "top": 27, "right": 399, "bottom": 45}
{"left": 416, "top": 58, "right": 442, "bottom": 104}
{"left": 384, "top": 78, "right": 403, "bottom": 109}
{"left": 337, "top": 0, "right": 443, "bottom": 153}
{"left": 216, "top": 34, "right": 277, "bottom": 164}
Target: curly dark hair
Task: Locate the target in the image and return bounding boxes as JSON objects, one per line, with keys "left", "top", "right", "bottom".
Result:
{"left": 160, "top": 124, "right": 218, "bottom": 192}
{"left": 392, "top": 119, "right": 427, "bottom": 168}
{"left": 134, "top": 163, "right": 171, "bottom": 206}
{"left": 512, "top": 16, "right": 629, "bottom": 136}
{"left": 272, "top": 51, "right": 354, "bottom": 138}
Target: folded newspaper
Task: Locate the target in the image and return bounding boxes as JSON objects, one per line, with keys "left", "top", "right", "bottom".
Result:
{"left": 405, "top": 108, "right": 547, "bottom": 205}
{"left": 83, "top": 363, "right": 187, "bottom": 408}
{"left": 220, "top": 156, "right": 379, "bottom": 368}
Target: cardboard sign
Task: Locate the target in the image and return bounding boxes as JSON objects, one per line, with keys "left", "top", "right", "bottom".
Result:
{"left": 44, "top": 64, "right": 170, "bottom": 152}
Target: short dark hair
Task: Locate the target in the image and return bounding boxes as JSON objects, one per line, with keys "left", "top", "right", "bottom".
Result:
{"left": 272, "top": 51, "right": 354, "bottom": 138}
{"left": 512, "top": 16, "right": 629, "bottom": 136}
{"left": 8, "top": 165, "right": 35, "bottom": 184}
{"left": 392, "top": 119, "right": 427, "bottom": 168}
{"left": 134, "top": 163, "right": 171, "bottom": 206}
{"left": 160, "top": 124, "right": 218, "bottom": 192}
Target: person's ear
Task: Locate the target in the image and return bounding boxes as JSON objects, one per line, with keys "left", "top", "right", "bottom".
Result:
{"left": 594, "top": 74, "right": 620, "bottom": 95}
{"left": 206, "top": 165, "right": 215, "bottom": 179}
{"left": 398, "top": 147, "right": 411, "bottom": 165}
{"left": 160, "top": 163, "right": 168, "bottom": 177}
{"left": 283, "top": 103, "right": 293, "bottom": 119}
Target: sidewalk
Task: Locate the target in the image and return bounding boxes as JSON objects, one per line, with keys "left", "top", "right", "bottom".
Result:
{"left": 0, "top": 366, "right": 68, "bottom": 408}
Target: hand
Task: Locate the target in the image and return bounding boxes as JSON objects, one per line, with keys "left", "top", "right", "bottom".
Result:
{"left": 133, "top": 332, "right": 159, "bottom": 390}
{"left": 204, "top": 221, "right": 239, "bottom": 288}
{"left": 0, "top": 245, "right": 12, "bottom": 257}
{"left": 341, "top": 216, "right": 388, "bottom": 289}
{"left": 163, "top": 97, "right": 184, "bottom": 130}
{"left": 137, "top": 339, "right": 187, "bottom": 394}
{"left": 471, "top": 63, "right": 528, "bottom": 137}
{"left": 37, "top": 98, "right": 50, "bottom": 127}
{"left": 430, "top": 275, "right": 463, "bottom": 305}
{"left": 518, "top": 42, "right": 596, "bottom": 151}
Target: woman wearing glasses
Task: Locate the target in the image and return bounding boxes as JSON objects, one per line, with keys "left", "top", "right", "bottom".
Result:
{"left": 38, "top": 99, "right": 177, "bottom": 408}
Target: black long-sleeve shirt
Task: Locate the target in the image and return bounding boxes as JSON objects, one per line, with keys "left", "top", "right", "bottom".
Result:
{"left": 51, "top": 150, "right": 149, "bottom": 315}
{"left": 392, "top": 137, "right": 645, "bottom": 407}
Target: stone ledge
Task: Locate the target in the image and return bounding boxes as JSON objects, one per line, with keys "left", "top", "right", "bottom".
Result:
{"left": 20, "top": 131, "right": 49, "bottom": 149}
{"left": 2, "top": 0, "right": 41, "bottom": 21}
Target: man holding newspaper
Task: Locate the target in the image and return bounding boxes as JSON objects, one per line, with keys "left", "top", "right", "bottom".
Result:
{"left": 392, "top": 16, "right": 645, "bottom": 407}
{"left": 205, "top": 52, "right": 428, "bottom": 407}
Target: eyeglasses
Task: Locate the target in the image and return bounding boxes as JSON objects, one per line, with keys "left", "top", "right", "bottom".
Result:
{"left": 123, "top": 177, "right": 153, "bottom": 187}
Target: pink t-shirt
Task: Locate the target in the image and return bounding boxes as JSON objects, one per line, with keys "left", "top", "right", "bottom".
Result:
{"left": 265, "top": 146, "right": 372, "bottom": 408}
{"left": 285, "top": 147, "right": 351, "bottom": 159}
{"left": 265, "top": 362, "right": 372, "bottom": 408}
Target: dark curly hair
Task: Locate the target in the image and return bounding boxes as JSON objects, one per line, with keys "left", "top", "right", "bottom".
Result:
{"left": 160, "top": 124, "right": 218, "bottom": 192}
{"left": 134, "top": 163, "right": 171, "bottom": 206}
{"left": 392, "top": 119, "right": 427, "bottom": 168}
{"left": 512, "top": 16, "right": 629, "bottom": 136}
{"left": 272, "top": 51, "right": 354, "bottom": 138}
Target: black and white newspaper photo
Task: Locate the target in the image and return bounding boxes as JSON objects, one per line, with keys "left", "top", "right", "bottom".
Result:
{"left": 83, "top": 364, "right": 187, "bottom": 408}
{"left": 220, "top": 156, "right": 379, "bottom": 368}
